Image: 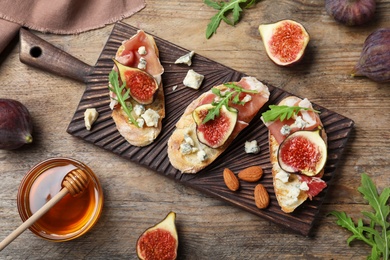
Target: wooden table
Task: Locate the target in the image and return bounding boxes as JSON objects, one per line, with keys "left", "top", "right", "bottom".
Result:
{"left": 1, "top": 1, "right": 389, "bottom": 259}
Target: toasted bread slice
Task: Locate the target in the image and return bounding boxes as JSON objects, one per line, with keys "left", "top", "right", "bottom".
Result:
{"left": 265, "top": 96, "right": 327, "bottom": 213}
{"left": 168, "top": 77, "right": 269, "bottom": 174}
{"left": 109, "top": 30, "right": 165, "bottom": 147}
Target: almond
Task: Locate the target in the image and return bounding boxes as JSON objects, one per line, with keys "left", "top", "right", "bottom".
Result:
{"left": 223, "top": 168, "right": 240, "bottom": 191}
{"left": 254, "top": 184, "right": 269, "bottom": 209}
{"left": 238, "top": 166, "right": 263, "bottom": 182}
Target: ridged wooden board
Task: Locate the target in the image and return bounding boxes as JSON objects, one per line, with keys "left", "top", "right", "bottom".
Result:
{"left": 67, "top": 22, "right": 355, "bottom": 236}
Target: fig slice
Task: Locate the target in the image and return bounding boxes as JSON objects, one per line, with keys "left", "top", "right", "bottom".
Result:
{"left": 259, "top": 20, "right": 310, "bottom": 66}
{"left": 277, "top": 129, "right": 327, "bottom": 176}
{"left": 136, "top": 211, "right": 178, "bottom": 260}
{"left": 0, "top": 99, "right": 33, "bottom": 150}
{"left": 193, "top": 104, "right": 238, "bottom": 149}
{"left": 113, "top": 59, "right": 159, "bottom": 105}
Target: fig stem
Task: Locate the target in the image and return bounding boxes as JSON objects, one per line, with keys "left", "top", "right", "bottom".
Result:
{"left": 25, "top": 135, "right": 33, "bottom": 144}
{"left": 351, "top": 68, "right": 364, "bottom": 78}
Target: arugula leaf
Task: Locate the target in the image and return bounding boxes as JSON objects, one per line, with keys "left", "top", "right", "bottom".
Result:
{"left": 204, "top": 0, "right": 259, "bottom": 39}
{"left": 108, "top": 70, "right": 139, "bottom": 127}
{"left": 261, "top": 105, "right": 320, "bottom": 123}
{"left": 329, "top": 173, "right": 390, "bottom": 260}
{"left": 202, "top": 83, "right": 258, "bottom": 124}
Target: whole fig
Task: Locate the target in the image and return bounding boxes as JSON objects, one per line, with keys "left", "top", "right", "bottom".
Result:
{"left": 325, "top": 0, "right": 376, "bottom": 26}
{"left": 0, "top": 99, "right": 33, "bottom": 150}
{"left": 352, "top": 28, "right": 390, "bottom": 83}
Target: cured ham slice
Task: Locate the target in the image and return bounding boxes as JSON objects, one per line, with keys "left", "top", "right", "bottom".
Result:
{"left": 298, "top": 175, "right": 327, "bottom": 200}
{"left": 262, "top": 98, "right": 322, "bottom": 144}
{"left": 197, "top": 77, "right": 270, "bottom": 139}
{"left": 115, "top": 30, "right": 164, "bottom": 81}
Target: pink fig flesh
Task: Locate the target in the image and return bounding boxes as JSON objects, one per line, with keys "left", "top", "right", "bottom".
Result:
{"left": 259, "top": 20, "right": 310, "bottom": 66}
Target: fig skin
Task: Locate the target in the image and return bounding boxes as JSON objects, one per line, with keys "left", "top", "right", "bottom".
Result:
{"left": 259, "top": 20, "right": 310, "bottom": 66}
{"left": 136, "top": 212, "right": 178, "bottom": 260}
{"left": 325, "top": 0, "right": 376, "bottom": 26}
{"left": 0, "top": 99, "right": 33, "bottom": 150}
{"left": 352, "top": 28, "right": 390, "bottom": 83}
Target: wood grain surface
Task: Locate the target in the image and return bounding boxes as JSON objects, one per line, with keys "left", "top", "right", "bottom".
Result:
{"left": 0, "top": 0, "right": 389, "bottom": 259}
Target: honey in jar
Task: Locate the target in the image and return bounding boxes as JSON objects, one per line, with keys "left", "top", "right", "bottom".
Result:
{"left": 17, "top": 158, "right": 103, "bottom": 242}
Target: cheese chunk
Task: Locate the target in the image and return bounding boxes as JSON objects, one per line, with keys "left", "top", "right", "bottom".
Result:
{"left": 141, "top": 109, "right": 160, "bottom": 127}
{"left": 84, "top": 108, "right": 99, "bottom": 131}
{"left": 175, "top": 51, "right": 195, "bottom": 66}
{"left": 183, "top": 69, "right": 204, "bottom": 89}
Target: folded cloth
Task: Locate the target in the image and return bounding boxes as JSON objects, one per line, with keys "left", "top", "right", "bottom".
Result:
{"left": 0, "top": 0, "right": 145, "bottom": 54}
{"left": 0, "top": 19, "right": 21, "bottom": 53}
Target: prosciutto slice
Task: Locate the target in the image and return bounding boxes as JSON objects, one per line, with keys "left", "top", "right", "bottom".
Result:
{"left": 262, "top": 98, "right": 322, "bottom": 144}
{"left": 115, "top": 30, "right": 164, "bottom": 80}
{"left": 198, "top": 77, "right": 270, "bottom": 139}
{"left": 298, "top": 174, "right": 327, "bottom": 200}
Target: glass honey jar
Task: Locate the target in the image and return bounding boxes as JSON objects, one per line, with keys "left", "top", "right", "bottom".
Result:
{"left": 17, "top": 157, "right": 103, "bottom": 242}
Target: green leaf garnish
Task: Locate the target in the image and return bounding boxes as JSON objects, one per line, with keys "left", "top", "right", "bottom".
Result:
{"left": 261, "top": 105, "right": 320, "bottom": 123}
{"left": 329, "top": 173, "right": 390, "bottom": 260}
{"left": 204, "top": 0, "right": 259, "bottom": 39}
{"left": 108, "top": 70, "right": 139, "bottom": 127}
{"left": 202, "top": 83, "right": 258, "bottom": 124}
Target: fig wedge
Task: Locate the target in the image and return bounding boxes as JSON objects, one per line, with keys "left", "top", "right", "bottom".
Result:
{"left": 113, "top": 59, "right": 159, "bottom": 105}
{"left": 136, "top": 212, "right": 178, "bottom": 260}
{"left": 193, "top": 104, "right": 237, "bottom": 148}
{"left": 259, "top": 20, "right": 309, "bottom": 66}
{"left": 277, "top": 129, "right": 327, "bottom": 176}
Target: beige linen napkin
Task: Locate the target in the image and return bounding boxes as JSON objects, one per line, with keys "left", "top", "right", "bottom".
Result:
{"left": 0, "top": 0, "right": 145, "bottom": 54}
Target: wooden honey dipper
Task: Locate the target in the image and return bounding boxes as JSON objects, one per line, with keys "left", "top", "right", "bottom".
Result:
{"left": 0, "top": 168, "right": 89, "bottom": 251}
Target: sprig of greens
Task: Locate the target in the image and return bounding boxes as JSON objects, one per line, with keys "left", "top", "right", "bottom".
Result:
{"left": 204, "top": 0, "right": 258, "bottom": 39}
{"left": 329, "top": 173, "right": 390, "bottom": 260}
{"left": 108, "top": 70, "right": 139, "bottom": 127}
{"left": 202, "top": 83, "right": 258, "bottom": 123}
{"left": 261, "top": 105, "right": 320, "bottom": 123}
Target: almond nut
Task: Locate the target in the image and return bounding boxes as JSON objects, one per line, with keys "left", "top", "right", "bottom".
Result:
{"left": 238, "top": 166, "right": 263, "bottom": 182}
{"left": 254, "top": 184, "right": 269, "bottom": 209}
{"left": 223, "top": 168, "right": 240, "bottom": 191}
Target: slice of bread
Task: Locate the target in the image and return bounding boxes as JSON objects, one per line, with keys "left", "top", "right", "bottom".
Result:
{"left": 168, "top": 77, "right": 269, "bottom": 174}
{"left": 109, "top": 30, "right": 165, "bottom": 147}
{"left": 111, "top": 85, "right": 165, "bottom": 147}
{"left": 266, "top": 96, "right": 327, "bottom": 213}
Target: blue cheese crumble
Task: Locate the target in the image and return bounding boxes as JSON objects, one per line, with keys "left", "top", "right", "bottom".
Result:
{"left": 183, "top": 69, "right": 204, "bottom": 90}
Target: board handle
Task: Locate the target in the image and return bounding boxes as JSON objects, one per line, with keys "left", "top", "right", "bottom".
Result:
{"left": 19, "top": 28, "right": 93, "bottom": 83}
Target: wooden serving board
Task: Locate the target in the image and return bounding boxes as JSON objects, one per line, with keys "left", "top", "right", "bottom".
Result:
{"left": 24, "top": 22, "right": 355, "bottom": 236}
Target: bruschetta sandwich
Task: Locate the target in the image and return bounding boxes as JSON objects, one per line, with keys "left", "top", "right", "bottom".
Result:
{"left": 168, "top": 77, "right": 270, "bottom": 174}
{"left": 261, "top": 96, "right": 328, "bottom": 213}
{"left": 108, "top": 30, "right": 165, "bottom": 147}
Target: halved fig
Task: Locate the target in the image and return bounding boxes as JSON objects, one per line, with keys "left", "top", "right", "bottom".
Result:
{"left": 193, "top": 104, "right": 237, "bottom": 148}
{"left": 259, "top": 20, "right": 310, "bottom": 66}
{"left": 136, "top": 212, "right": 178, "bottom": 260}
{"left": 277, "top": 129, "right": 327, "bottom": 176}
{"left": 113, "top": 59, "right": 159, "bottom": 104}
